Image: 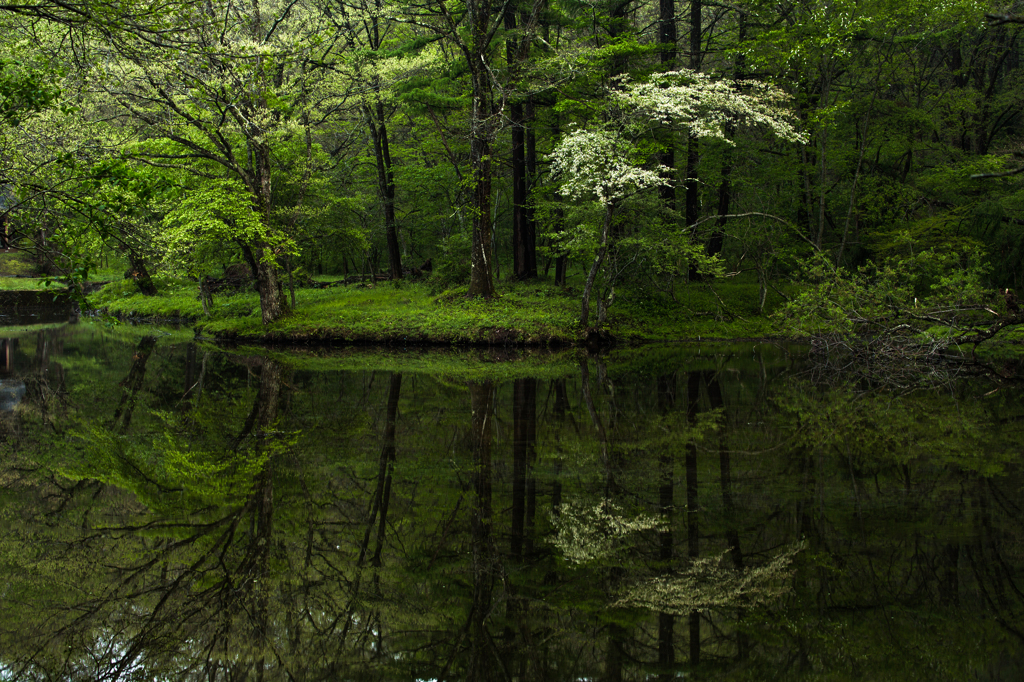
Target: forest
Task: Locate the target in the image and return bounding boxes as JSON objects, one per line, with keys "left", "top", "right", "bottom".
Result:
{"left": 1, "top": 0, "right": 1024, "bottom": 343}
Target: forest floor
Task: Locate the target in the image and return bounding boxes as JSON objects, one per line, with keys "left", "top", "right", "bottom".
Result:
{"left": 87, "top": 274, "right": 795, "bottom": 346}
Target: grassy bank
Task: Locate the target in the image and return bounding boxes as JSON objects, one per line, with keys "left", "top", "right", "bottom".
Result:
{"left": 88, "top": 274, "right": 795, "bottom": 346}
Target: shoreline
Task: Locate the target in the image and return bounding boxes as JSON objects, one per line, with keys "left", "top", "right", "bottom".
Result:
{"left": 83, "top": 278, "right": 789, "bottom": 349}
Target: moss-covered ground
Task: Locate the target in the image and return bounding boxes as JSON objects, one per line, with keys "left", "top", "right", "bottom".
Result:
{"left": 0, "top": 251, "right": 41, "bottom": 278}
{"left": 87, "top": 273, "right": 797, "bottom": 346}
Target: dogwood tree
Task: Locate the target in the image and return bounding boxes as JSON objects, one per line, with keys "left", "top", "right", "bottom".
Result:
{"left": 551, "top": 70, "right": 806, "bottom": 329}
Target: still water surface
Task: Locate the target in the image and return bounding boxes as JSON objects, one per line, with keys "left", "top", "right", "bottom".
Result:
{"left": 0, "top": 318, "right": 1021, "bottom": 680}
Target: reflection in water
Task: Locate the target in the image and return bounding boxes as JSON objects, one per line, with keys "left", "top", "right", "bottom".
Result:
{"left": 0, "top": 327, "right": 1021, "bottom": 680}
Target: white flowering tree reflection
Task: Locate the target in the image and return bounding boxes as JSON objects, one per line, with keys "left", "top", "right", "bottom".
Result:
{"left": 613, "top": 543, "right": 805, "bottom": 614}
{"left": 550, "top": 498, "right": 802, "bottom": 616}
{"left": 551, "top": 498, "right": 664, "bottom": 564}
{"left": 550, "top": 70, "right": 805, "bottom": 330}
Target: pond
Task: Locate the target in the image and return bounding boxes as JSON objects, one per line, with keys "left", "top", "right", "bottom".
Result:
{"left": 0, "top": 319, "right": 1021, "bottom": 681}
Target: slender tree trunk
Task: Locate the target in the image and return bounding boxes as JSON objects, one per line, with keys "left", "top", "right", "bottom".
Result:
{"left": 685, "top": 0, "right": 702, "bottom": 279}
{"left": 468, "top": 77, "right": 496, "bottom": 298}
{"left": 506, "top": 5, "right": 534, "bottom": 281}
{"left": 465, "top": 0, "right": 497, "bottom": 299}
{"left": 581, "top": 201, "right": 614, "bottom": 327}
{"left": 710, "top": 12, "right": 744, "bottom": 258}
{"left": 367, "top": 98, "right": 402, "bottom": 280}
{"left": 524, "top": 97, "right": 538, "bottom": 277}
{"left": 658, "top": 0, "right": 677, "bottom": 214}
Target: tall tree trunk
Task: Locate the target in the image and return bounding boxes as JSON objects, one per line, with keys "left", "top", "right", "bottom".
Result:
{"left": 367, "top": 98, "right": 402, "bottom": 280}
{"left": 250, "top": 143, "right": 289, "bottom": 323}
{"left": 468, "top": 70, "right": 497, "bottom": 299}
{"left": 685, "top": 0, "right": 702, "bottom": 279}
{"left": 658, "top": 0, "right": 677, "bottom": 214}
{"left": 464, "top": 0, "right": 498, "bottom": 299}
{"left": 506, "top": 5, "right": 535, "bottom": 281}
{"left": 252, "top": 241, "right": 288, "bottom": 324}
{"left": 525, "top": 97, "right": 538, "bottom": 277}
{"left": 710, "top": 12, "right": 744, "bottom": 258}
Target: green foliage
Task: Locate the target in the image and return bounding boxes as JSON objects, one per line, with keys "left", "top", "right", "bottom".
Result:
{"left": 782, "top": 243, "right": 992, "bottom": 339}
{"left": 0, "top": 58, "right": 59, "bottom": 125}
{"left": 430, "top": 229, "right": 473, "bottom": 289}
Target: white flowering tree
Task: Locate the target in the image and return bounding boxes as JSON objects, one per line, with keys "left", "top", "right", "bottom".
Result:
{"left": 551, "top": 69, "right": 805, "bottom": 329}
{"left": 550, "top": 128, "right": 668, "bottom": 329}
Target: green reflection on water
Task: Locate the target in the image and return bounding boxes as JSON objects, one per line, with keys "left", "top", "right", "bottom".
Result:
{"left": 0, "top": 321, "right": 1021, "bottom": 681}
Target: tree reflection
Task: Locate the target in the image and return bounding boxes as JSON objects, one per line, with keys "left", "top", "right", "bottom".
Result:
{"left": 0, "top": 340, "right": 1021, "bottom": 680}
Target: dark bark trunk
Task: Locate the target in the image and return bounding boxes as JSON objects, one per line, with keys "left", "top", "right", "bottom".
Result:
{"left": 658, "top": 0, "right": 678, "bottom": 214}
{"left": 465, "top": 0, "right": 497, "bottom": 299}
{"left": 710, "top": 16, "right": 744, "bottom": 257}
{"left": 581, "top": 202, "right": 613, "bottom": 327}
{"left": 555, "top": 254, "right": 567, "bottom": 286}
{"left": 468, "top": 93, "right": 496, "bottom": 298}
{"left": 368, "top": 99, "right": 402, "bottom": 280}
{"left": 252, "top": 241, "right": 288, "bottom": 324}
{"left": 248, "top": 143, "right": 289, "bottom": 323}
{"left": 510, "top": 99, "right": 530, "bottom": 280}
{"left": 505, "top": 5, "right": 534, "bottom": 281}
{"left": 126, "top": 251, "right": 157, "bottom": 296}
{"left": 525, "top": 97, "right": 538, "bottom": 277}
{"left": 685, "top": 0, "right": 702, "bottom": 280}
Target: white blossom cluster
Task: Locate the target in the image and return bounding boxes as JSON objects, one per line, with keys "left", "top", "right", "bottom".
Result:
{"left": 613, "top": 542, "right": 805, "bottom": 614}
{"left": 549, "top": 128, "right": 669, "bottom": 206}
{"left": 550, "top": 499, "right": 664, "bottom": 564}
{"left": 613, "top": 70, "right": 806, "bottom": 144}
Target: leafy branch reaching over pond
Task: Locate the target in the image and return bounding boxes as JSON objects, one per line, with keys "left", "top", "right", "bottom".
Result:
{"left": 781, "top": 243, "right": 1024, "bottom": 367}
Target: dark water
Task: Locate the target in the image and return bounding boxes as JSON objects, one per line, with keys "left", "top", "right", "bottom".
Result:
{"left": 0, "top": 320, "right": 1022, "bottom": 681}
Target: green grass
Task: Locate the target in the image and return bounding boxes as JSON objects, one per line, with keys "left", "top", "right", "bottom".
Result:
{"left": 0, "top": 276, "right": 51, "bottom": 290}
{"left": 195, "top": 279, "right": 581, "bottom": 344}
{"left": 88, "top": 273, "right": 796, "bottom": 346}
